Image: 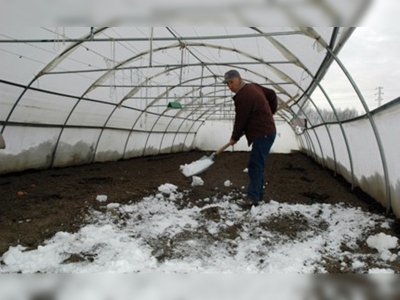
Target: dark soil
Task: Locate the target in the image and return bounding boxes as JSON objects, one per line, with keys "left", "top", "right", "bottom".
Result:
{"left": 0, "top": 150, "right": 398, "bottom": 273}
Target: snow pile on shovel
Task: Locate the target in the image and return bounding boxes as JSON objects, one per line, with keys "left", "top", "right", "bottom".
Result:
{"left": 180, "top": 158, "right": 214, "bottom": 177}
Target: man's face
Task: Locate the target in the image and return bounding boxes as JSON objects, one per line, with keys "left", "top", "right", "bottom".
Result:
{"left": 225, "top": 77, "right": 242, "bottom": 93}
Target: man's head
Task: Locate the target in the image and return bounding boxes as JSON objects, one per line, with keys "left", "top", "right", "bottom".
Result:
{"left": 223, "top": 69, "right": 243, "bottom": 93}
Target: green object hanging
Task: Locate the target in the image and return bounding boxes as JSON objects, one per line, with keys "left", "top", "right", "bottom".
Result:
{"left": 167, "top": 102, "right": 182, "bottom": 109}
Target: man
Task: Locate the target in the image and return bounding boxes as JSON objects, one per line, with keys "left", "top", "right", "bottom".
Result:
{"left": 223, "top": 69, "right": 277, "bottom": 208}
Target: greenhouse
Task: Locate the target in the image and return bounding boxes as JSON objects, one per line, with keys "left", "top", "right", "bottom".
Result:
{"left": 0, "top": 26, "right": 399, "bottom": 277}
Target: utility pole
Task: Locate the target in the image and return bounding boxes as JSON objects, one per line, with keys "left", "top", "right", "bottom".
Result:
{"left": 375, "top": 87, "right": 384, "bottom": 107}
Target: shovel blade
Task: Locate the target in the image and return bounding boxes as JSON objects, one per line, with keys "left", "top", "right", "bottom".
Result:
{"left": 199, "top": 152, "right": 215, "bottom": 161}
{"left": 180, "top": 156, "right": 215, "bottom": 177}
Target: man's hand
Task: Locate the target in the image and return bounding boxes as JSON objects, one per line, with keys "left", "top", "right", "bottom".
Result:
{"left": 229, "top": 139, "right": 237, "bottom": 146}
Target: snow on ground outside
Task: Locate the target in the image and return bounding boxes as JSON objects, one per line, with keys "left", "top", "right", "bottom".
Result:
{"left": 1, "top": 183, "right": 398, "bottom": 275}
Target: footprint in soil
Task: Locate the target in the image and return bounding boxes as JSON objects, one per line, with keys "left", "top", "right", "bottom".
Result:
{"left": 283, "top": 163, "right": 306, "bottom": 172}
{"left": 79, "top": 177, "right": 113, "bottom": 184}
{"left": 301, "top": 191, "right": 330, "bottom": 201}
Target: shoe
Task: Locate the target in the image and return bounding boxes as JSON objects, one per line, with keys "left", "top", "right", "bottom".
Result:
{"left": 237, "top": 197, "right": 258, "bottom": 208}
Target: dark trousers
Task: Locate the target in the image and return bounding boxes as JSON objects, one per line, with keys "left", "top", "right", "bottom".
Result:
{"left": 247, "top": 133, "right": 276, "bottom": 202}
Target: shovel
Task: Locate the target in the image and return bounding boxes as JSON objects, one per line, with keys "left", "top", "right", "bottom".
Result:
{"left": 180, "top": 142, "right": 231, "bottom": 177}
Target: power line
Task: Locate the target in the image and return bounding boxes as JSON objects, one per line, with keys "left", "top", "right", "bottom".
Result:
{"left": 375, "top": 86, "right": 384, "bottom": 106}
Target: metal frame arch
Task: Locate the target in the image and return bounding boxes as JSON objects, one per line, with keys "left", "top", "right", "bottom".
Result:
{"left": 164, "top": 76, "right": 234, "bottom": 150}
{"left": 49, "top": 37, "right": 183, "bottom": 167}
{"left": 249, "top": 27, "right": 308, "bottom": 70}
{"left": 120, "top": 75, "right": 218, "bottom": 158}
{"left": 90, "top": 65, "right": 185, "bottom": 162}
{"left": 325, "top": 47, "right": 392, "bottom": 213}
{"left": 277, "top": 103, "right": 322, "bottom": 165}
{"left": 56, "top": 63, "right": 210, "bottom": 163}
{"left": 236, "top": 29, "right": 333, "bottom": 167}
{"left": 184, "top": 42, "right": 300, "bottom": 86}
{"left": 156, "top": 94, "right": 230, "bottom": 155}
{"left": 142, "top": 81, "right": 232, "bottom": 156}
{"left": 2, "top": 27, "right": 113, "bottom": 168}
{"left": 176, "top": 88, "right": 305, "bottom": 155}
{"left": 280, "top": 106, "right": 318, "bottom": 160}
{"left": 259, "top": 26, "right": 353, "bottom": 185}
{"left": 291, "top": 104, "right": 325, "bottom": 167}
{"left": 139, "top": 86, "right": 225, "bottom": 156}
{"left": 83, "top": 41, "right": 303, "bottom": 104}
{"left": 312, "top": 81, "right": 355, "bottom": 181}
{"left": 283, "top": 84, "right": 341, "bottom": 174}
{"left": 120, "top": 67, "right": 231, "bottom": 159}
{"left": 138, "top": 75, "right": 220, "bottom": 110}
{"left": 179, "top": 98, "right": 235, "bottom": 152}
{"left": 301, "top": 27, "right": 391, "bottom": 212}
{"left": 81, "top": 41, "right": 221, "bottom": 99}
{"left": 290, "top": 85, "right": 355, "bottom": 185}
{"left": 112, "top": 56, "right": 300, "bottom": 159}
{"left": 214, "top": 64, "right": 293, "bottom": 100}
{"left": 302, "top": 128, "right": 317, "bottom": 159}
{"left": 297, "top": 92, "right": 337, "bottom": 173}
{"left": 171, "top": 88, "right": 305, "bottom": 156}
{"left": 165, "top": 88, "right": 232, "bottom": 148}
{"left": 1, "top": 27, "right": 108, "bottom": 135}
{"left": 249, "top": 30, "right": 336, "bottom": 169}
{"left": 119, "top": 74, "right": 220, "bottom": 158}
{"left": 119, "top": 59, "right": 295, "bottom": 111}
{"left": 70, "top": 39, "right": 306, "bottom": 159}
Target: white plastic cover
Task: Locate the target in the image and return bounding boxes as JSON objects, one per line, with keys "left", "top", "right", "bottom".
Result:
{"left": 1, "top": 25, "right": 399, "bottom": 217}
{"left": 0, "top": 27, "right": 352, "bottom": 172}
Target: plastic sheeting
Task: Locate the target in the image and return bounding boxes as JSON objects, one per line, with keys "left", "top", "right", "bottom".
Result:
{"left": 0, "top": 27, "right": 350, "bottom": 171}
{"left": 0, "top": 26, "right": 399, "bottom": 217}
{"left": 298, "top": 100, "right": 400, "bottom": 217}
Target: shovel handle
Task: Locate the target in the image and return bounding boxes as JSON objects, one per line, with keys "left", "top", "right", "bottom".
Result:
{"left": 215, "top": 142, "right": 231, "bottom": 156}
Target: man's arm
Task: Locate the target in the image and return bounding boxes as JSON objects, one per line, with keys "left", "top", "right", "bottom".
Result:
{"left": 231, "top": 96, "right": 252, "bottom": 142}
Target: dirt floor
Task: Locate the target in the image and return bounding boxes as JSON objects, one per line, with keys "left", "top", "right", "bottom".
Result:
{"left": 1, "top": 150, "right": 399, "bottom": 273}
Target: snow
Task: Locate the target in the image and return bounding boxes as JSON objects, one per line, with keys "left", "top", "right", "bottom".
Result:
{"left": 367, "top": 233, "right": 398, "bottom": 252}
{"left": 157, "top": 183, "right": 178, "bottom": 195}
{"left": 191, "top": 176, "right": 204, "bottom": 187}
{"left": 381, "top": 222, "right": 391, "bottom": 229}
{"left": 366, "top": 233, "right": 399, "bottom": 262}
{"left": 180, "top": 157, "right": 214, "bottom": 177}
{"left": 96, "top": 195, "right": 108, "bottom": 202}
{"left": 1, "top": 182, "right": 398, "bottom": 276}
{"left": 224, "top": 180, "right": 232, "bottom": 187}
{"left": 368, "top": 268, "right": 395, "bottom": 274}
{"left": 1, "top": 182, "right": 400, "bottom": 298}
{"left": 352, "top": 260, "right": 365, "bottom": 270}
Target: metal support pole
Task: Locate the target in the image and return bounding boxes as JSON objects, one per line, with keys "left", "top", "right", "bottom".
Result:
{"left": 326, "top": 47, "right": 391, "bottom": 213}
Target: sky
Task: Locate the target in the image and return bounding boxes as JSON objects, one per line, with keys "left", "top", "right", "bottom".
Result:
{"left": 313, "top": 0, "right": 400, "bottom": 111}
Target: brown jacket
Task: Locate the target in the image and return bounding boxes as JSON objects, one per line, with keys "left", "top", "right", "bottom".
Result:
{"left": 231, "top": 83, "right": 277, "bottom": 146}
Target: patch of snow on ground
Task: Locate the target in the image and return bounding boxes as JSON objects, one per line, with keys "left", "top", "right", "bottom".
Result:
{"left": 224, "top": 180, "right": 232, "bottom": 187}
{"left": 367, "top": 233, "right": 398, "bottom": 252}
{"left": 157, "top": 183, "right": 178, "bottom": 195}
{"left": 0, "top": 184, "right": 396, "bottom": 275}
{"left": 191, "top": 176, "right": 204, "bottom": 187}
{"left": 367, "top": 233, "right": 399, "bottom": 262}
{"left": 96, "top": 195, "right": 108, "bottom": 202}
{"left": 368, "top": 268, "right": 395, "bottom": 274}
